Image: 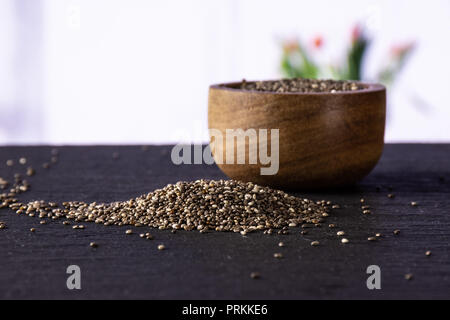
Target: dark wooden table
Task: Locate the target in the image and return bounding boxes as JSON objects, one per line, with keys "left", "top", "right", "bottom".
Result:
{"left": 0, "top": 144, "right": 449, "bottom": 299}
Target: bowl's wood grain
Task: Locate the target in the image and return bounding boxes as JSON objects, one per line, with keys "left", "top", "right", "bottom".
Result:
{"left": 208, "top": 81, "right": 386, "bottom": 190}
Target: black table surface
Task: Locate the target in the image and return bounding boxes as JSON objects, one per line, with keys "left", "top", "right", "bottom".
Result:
{"left": 0, "top": 144, "right": 449, "bottom": 300}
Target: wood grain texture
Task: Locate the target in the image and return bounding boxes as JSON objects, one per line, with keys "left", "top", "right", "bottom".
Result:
{"left": 0, "top": 145, "right": 449, "bottom": 299}
{"left": 208, "top": 82, "right": 386, "bottom": 189}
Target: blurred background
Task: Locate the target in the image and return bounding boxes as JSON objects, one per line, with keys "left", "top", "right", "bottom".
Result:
{"left": 0, "top": 0, "right": 449, "bottom": 145}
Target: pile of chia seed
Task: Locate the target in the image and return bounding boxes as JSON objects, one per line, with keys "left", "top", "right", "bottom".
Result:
{"left": 7, "top": 179, "right": 332, "bottom": 235}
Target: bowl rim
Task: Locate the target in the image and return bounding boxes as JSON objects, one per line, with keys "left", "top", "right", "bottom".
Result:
{"left": 210, "top": 80, "right": 385, "bottom": 96}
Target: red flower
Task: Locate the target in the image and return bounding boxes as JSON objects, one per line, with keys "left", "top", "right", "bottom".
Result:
{"left": 351, "top": 24, "right": 362, "bottom": 43}
{"left": 312, "top": 36, "right": 324, "bottom": 49}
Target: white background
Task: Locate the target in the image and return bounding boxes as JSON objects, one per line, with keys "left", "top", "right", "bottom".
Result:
{"left": 0, "top": 0, "right": 449, "bottom": 144}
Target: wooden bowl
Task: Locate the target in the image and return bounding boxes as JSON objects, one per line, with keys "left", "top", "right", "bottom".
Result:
{"left": 208, "top": 81, "right": 386, "bottom": 190}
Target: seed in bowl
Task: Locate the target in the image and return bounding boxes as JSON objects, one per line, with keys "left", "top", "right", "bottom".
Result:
{"left": 239, "top": 78, "right": 365, "bottom": 93}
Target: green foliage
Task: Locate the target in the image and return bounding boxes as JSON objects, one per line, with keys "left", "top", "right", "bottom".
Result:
{"left": 280, "top": 24, "right": 414, "bottom": 86}
{"left": 280, "top": 43, "right": 319, "bottom": 79}
{"left": 346, "top": 37, "right": 369, "bottom": 80}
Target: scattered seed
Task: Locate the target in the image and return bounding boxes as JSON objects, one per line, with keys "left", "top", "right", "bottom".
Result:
{"left": 337, "top": 231, "right": 345, "bottom": 236}
{"left": 404, "top": 273, "right": 413, "bottom": 281}
{"left": 40, "top": 220, "right": 46, "bottom": 225}
{"left": 90, "top": 242, "right": 98, "bottom": 248}
{"left": 387, "top": 194, "right": 395, "bottom": 199}
{"left": 6, "top": 160, "right": 14, "bottom": 167}
{"left": 368, "top": 237, "right": 377, "bottom": 241}
{"left": 300, "top": 230, "right": 308, "bottom": 235}
{"left": 157, "top": 244, "right": 165, "bottom": 250}
{"left": 331, "top": 204, "right": 340, "bottom": 209}
{"left": 425, "top": 251, "right": 432, "bottom": 256}
{"left": 19, "top": 158, "right": 27, "bottom": 165}
{"left": 0, "top": 178, "right": 8, "bottom": 190}
{"left": 63, "top": 221, "right": 70, "bottom": 225}
{"left": 273, "top": 252, "right": 283, "bottom": 258}
{"left": 375, "top": 233, "right": 382, "bottom": 237}
{"left": 360, "top": 198, "right": 365, "bottom": 203}
{"left": 310, "top": 241, "right": 320, "bottom": 246}
{"left": 26, "top": 167, "right": 35, "bottom": 176}
{"left": 125, "top": 229, "right": 133, "bottom": 235}
{"left": 145, "top": 233, "right": 153, "bottom": 240}
{"left": 250, "top": 272, "right": 260, "bottom": 279}
{"left": 328, "top": 224, "right": 335, "bottom": 228}
{"left": 411, "top": 202, "right": 418, "bottom": 207}
{"left": 362, "top": 210, "right": 371, "bottom": 214}
{"left": 393, "top": 229, "right": 400, "bottom": 235}
{"left": 278, "top": 242, "right": 285, "bottom": 247}
{"left": 30, "top": 228, "right": 36, "bottom": 232}
{"left": 341, "top": 238, "right": 349, "bottom": 244}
